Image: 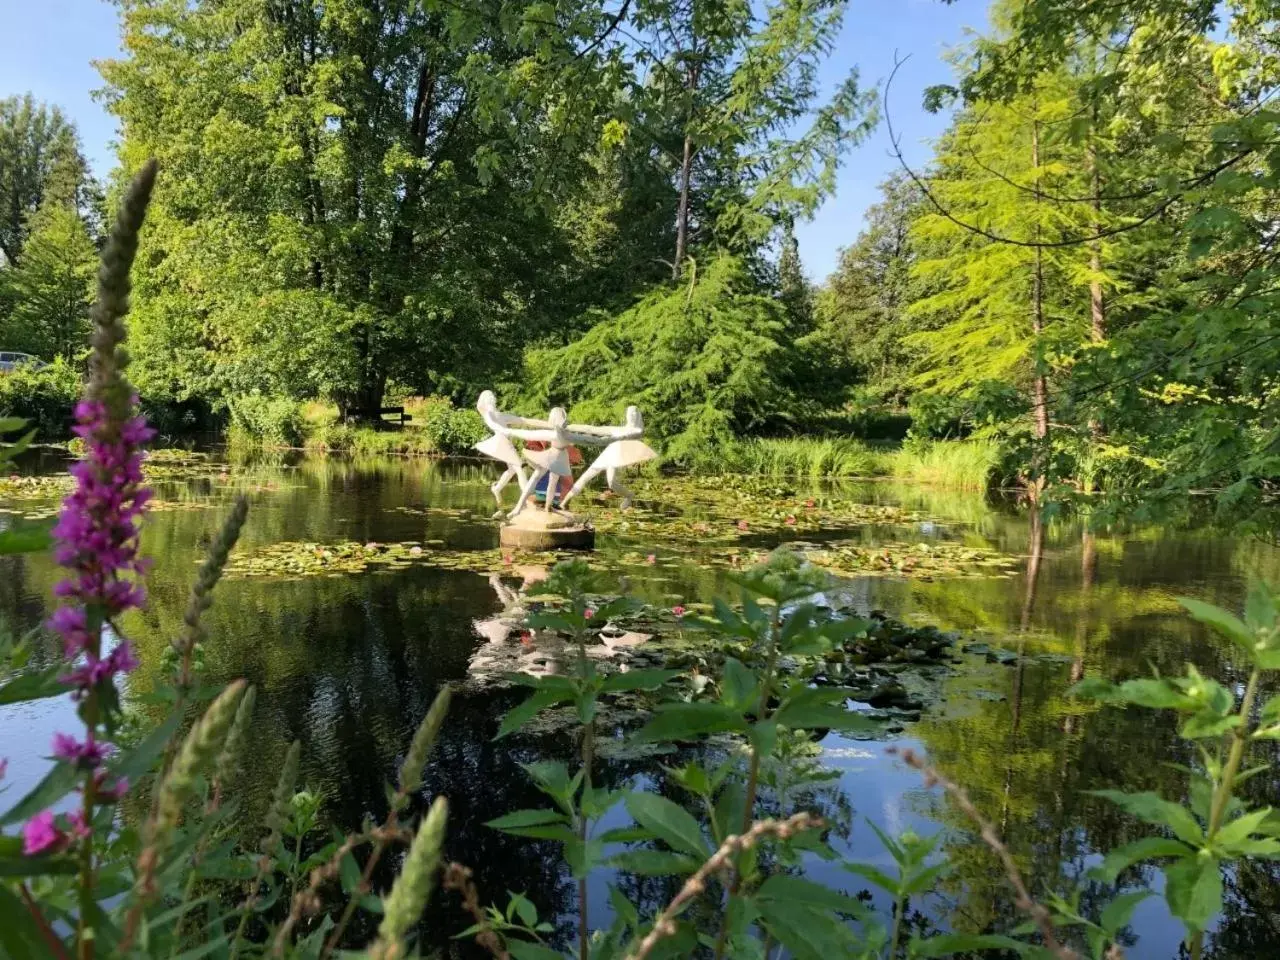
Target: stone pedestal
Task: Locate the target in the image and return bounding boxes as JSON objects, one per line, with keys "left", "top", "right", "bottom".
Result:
{"left": 500, "top": 506, "right": 595, "bottom": 551}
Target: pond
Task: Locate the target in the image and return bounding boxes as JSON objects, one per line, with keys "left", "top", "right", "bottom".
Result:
{"left": 1, "top": 450, "right": 1277, "bottom": 958}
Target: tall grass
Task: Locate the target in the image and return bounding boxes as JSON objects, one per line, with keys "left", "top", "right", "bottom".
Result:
{"left": 706, "top": 437, "right": 892, "bottom": 479}
{"left": 890, "top": 439, "right": 1003, "bottom": 490}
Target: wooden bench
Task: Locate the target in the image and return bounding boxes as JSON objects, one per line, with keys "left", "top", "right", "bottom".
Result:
{"left": 345, "top": 406, "right": 413, "bottom": 426}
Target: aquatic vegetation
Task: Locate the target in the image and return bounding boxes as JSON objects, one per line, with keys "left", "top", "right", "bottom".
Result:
{"left": 0, "top": 472, "right": 75, "bottom": 499}
{"left": 807, "top": 540, "right": 1020, "bottom": 580}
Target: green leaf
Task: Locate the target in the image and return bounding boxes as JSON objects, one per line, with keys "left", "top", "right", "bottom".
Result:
{"left": 338, "top": 849, "right": 360, "bottom": 894}
{"left": 1100, "top": 890, "right": 1152, "bottom": 935}
{"left": 607, "top": 849, "right": 701, "bottom": 875}
{"left": 0, "top": 664, "right": 66, "bottom": 706}
{"left": 520, "top": 761, "right": 576, "bottom": 811}
{"left": 1180, "top": 712, "right": 1241, "bottom": 739}
{"left": 720, "top": 657, "right": 758, "bottom": 709}
{"left": 0, "top": 844, "right": 79, "bottom": 877}
{"left": 756, "top": 875, "right": 867, "bottom": 917}
{"left": 774, "top": 700, "right": 878, "bottom": 732}
{"left": 756, "top": 897, "right": 857, "bottom": 960}
{"left": 1114, "top": 678, "right": 1194, "bottom": 710}
{"left": 0, "top": 761, "right": 80, "bottom": 827}
{"left": 523, "top": 612, "right": 580, "bottom": 634}
{"left": 908, "top": 933, "right": 1034, "bottom": 957}
{"left": 1091, "top": 837, "right": 1193, "bottom": 883}
{"left": 1179, "top": 598, "right": 1256, "bottom": 655}
{"left": 633, "top": 702, "right": 747, "bottom": 742}
{"left": 600, "top": 669, "right": 678, "bottom": 692}
{"left": 111, "top": 710, "right": 184, "bottom": 780}
{"left": 748, "top": 719, "right": 778, "bottom": 759}
{"left": 1261, "top": 693, "right": 1280, "bottom": 722}
{"left": 609, "top": 885, "right": 639, "bottom": 928}
{"left": 1163, "top": 855, "right": 1223, "bottom": 933}
{"left": 1214, "top": 807, "right": 1274, "bottom": 850}
{"left": 843, "top": 862, "right": 898, "bottom": 895}
{"left": 712, "top": 781, "right": 746, "bottom": 847}
{"left": 508, "top": 891, "right": 537, "bottom": 927}
{"left": 1244, "top": 581, "right": 1277, "bottom": 632}
{"left": 1089, "top": 790, "right": 1205, "bottom": 845}
{"left": 624, "top": 792, "right": 709, "bottom": 858}
{"left": 496, "top": 688, "right": 574, "bottom": 739}
{"left": 0, "top": 521, "right": 53, "bottom": 556}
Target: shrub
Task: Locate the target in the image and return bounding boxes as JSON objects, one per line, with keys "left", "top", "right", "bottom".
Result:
{"left": 0, "top": 357, "right": 82, "bottom": 439}
{"left": 407, "top": 396, "right": 487, "bottom": 454}
{"left": 520, "top": 254, "right": 819, "bottom": 463}
{"left": 226, "top": 394, "right": 304, "bottom": 448}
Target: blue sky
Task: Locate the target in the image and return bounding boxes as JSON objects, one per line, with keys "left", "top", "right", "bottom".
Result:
{"left": 0, "top": 0, "right": 988, "bottom": 280}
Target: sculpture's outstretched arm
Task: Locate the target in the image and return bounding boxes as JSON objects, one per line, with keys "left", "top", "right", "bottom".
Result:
{"left": 495, "top": 425, "right": 559, "bottom": 443}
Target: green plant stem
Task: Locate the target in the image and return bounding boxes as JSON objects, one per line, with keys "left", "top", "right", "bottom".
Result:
{"left": 886, "top": 891, "right": 906, "bottom": 959}
{"left": 77, "top": 687, "right": 100, "bottom": 960}
{"left": 713, "top": 602, "right": 783, "bottom": 960}
{"left": 321, "top": 816, "right": 397, "bottom": 959}
{"left": 291, "top": 831, "right": 305, "bottom": 901}
{"left": 577, "top": 622, "right": 593, "bottom": 960}
{"left": 1190, "top": 666, "right": 1261, "bottom": 960}
{"left": 19, "top": 883, "right": 74, "bottom": 960}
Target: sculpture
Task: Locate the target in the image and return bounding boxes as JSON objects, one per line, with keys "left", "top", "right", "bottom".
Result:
{"left": 473, "top": 393, "right": 657, "bottom": 548}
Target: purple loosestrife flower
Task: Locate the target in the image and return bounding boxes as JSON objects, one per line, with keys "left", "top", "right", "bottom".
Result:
{"left": 50, "top": 396, "right": 154, "bottom": 671}
{"left": 23, "top": 811, "right": 65, "bottom": 856}
{"left": 21, "top": 162, "right": 159, "bottom": 858}
{"left": 51, "top": 733, "right": 112, "bottom": 768}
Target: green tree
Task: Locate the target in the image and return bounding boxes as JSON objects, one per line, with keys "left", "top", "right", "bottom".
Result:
{"left": 100, "top": 0, "right": 633, "bottom": 415}
{"left": 776, "top": 219, "right": 814, "bottom": 332}
{"left": 925, "top": 0, "right": 1280, "bottom": 511}
{"left": 630, "top": 0, "right": 877, "bottom": 278}
{"left": 814, "top": 172, "right": 925, "bottom": 399}
{"left": 0, "top": 94, "right": 87, "bottom": 267}
{"left": 3, "top": 201, "right": 97, "bottom": 360}
{"left": 521, "top": 253, "right": 812, "bottom": 459}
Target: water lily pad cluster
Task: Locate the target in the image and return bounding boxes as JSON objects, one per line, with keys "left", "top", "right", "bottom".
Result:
{"left": 588, "top": 475, "right": 928, "bottom": 547}
{"left": 0, "top": 474, "right": 74, "bottom": 500}
{"left": 220, "top": 539, "right": 615, "bottom": 580}
{"left": 805, "top": 540, "right": 1019, "bottom": 580}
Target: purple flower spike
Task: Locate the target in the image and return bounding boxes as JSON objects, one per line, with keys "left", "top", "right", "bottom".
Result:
{"left": 47, "top": 389, "right": 153, "bottom": 699}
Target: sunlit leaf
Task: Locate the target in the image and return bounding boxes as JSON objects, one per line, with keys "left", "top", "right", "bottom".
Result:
{"left": 624, "top": 792, "right": 709, "bottom": 858}
{"left": 1163, "top": 855, "right": 1223, "bottom": 933}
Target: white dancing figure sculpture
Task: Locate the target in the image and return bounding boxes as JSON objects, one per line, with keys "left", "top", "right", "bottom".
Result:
{"left": 474, "top": 390, "right": 548, "bottom": 515}
{"left": 472, "top": 394, "right": 656, "bottom": 522}
{"left": 560, "top": 406, "right": 654, "bottom": 509}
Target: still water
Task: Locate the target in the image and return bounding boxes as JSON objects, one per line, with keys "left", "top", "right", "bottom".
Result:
{"left": 1, "top": 451, "right": 1276, "bottom": 958}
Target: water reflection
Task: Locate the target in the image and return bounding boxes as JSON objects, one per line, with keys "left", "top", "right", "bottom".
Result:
{"left": 1, "top": 455, "right": 1278, "bottom": 955}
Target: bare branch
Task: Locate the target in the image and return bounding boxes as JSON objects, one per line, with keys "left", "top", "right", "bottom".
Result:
{"left": 890, "top": 747, "right": 1083, "bottom": 959}
{"left": 883, "top": 52, "right": 1252, "bottom": 248}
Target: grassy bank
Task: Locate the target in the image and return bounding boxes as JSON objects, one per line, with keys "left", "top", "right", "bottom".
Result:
{"left": 226, "top": 396, "right": 487, "bottom": 456}
{"left": 688, "top": 436, "right": 1002, "bottom": 490}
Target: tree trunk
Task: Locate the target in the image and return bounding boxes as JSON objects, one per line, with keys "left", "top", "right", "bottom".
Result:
{"left": 673, "top": 133, "right": 693, "bottom": 281}
{"left": 673, "top": 59, "right": 699, "bottom": 281}
{"left": 1030, "top": 110, "right": 1049, "bottom": 501}
{"left": 1087, "top": 98, "right": 1107, "bottom": 442}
